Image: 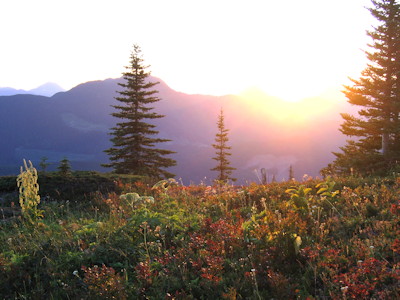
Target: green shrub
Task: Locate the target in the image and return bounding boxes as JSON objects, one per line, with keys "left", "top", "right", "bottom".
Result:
{"left": 1, "top": 176, "right": 399, "bottom": 298}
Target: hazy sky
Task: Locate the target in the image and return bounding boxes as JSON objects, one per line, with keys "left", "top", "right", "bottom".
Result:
{"left": 1, "top": 0, "right": 374, "bottom": 101}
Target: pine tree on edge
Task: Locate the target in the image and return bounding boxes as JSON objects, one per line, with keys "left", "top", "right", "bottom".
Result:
{"left": 330, "top": 0, "right": 400, "bottom": 176}
{"left": 211, "top": 108, "right": 236, "bottom": 182}
{"left": 103, "top": 45, "right": 176, "bottom": 178}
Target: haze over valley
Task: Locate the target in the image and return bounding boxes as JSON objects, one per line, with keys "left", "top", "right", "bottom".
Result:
{"left": 0, "top": 78, "right": 351, "bottom": 184}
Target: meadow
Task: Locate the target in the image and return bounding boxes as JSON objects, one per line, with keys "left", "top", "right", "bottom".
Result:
{"left": 0, "top": 175, "right": 399, "bottom": 299}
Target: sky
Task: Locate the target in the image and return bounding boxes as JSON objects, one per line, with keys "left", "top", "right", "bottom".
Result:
{"left": 1, "top": 0, "right": 375, "bottom": 102}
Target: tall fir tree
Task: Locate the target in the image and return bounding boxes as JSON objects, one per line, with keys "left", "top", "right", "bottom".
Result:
{"left": 211, "top": 108, "right": 236, "bottom": 182}
{"left": 103, "top": 45, "right": 176, "bottom": 178}
{"left": 331, "top": 0, "right": 400, "bottom": 175}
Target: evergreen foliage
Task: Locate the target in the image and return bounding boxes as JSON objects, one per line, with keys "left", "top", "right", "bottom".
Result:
{"left": 331, "top": 0, "right": 400, "bottom": 175}
{"left": 103, "top": 45, "right": 176, "bottom": 178}
{"left": 211, "top": 108, "right": 236, "bottom": 182}
{"left": 1, "top": 172, "right": 144, "bottom": 203}
{"left": 289, "top": 165, "right": 295, "bottom": 181}
{"left": 57, "top": 157, "right": 72, "bottom": 176}
{"left": 1, "top": 178, "right": 399, "bottom": 298}
{"left": 39, "top": 156, "right": 50, "bottom": 174}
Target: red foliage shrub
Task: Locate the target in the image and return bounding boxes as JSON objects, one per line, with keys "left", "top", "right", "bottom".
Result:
{"left": 81, "top": 264, "right": 126, "bottom": 299}
{"left": 332, "top": 258, "right": 400, "bottom": 299}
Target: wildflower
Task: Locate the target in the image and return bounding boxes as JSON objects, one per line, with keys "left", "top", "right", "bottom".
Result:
{"left": 341, "top": 286, "right": 348, "bottom": 291}
{"left": 251, "top": 268, "right": 256, "bottom": 272}
{"left": 73, "top": 270, "right": 79, "bottom": 277}
{"left": 369, "top": 245, "right": 374, "bottom": 249}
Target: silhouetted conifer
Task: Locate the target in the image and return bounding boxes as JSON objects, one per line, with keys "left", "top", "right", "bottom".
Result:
{"left": 103, "top": 45, "right": 176, "bottom": 178}
{"left": 289, "top": 165, "right": 295, "bottom": 181}
{"left": 211, "top": 108, "right": 236, "bottom": 182}
{"left": 331, "top": 0, "right": 400, "bottom": 175}
{"left": 58, "top": 157, "right": 72, "bottom": 176}
{"left": 39, "top": 156, "right": 50, "bottom": 173}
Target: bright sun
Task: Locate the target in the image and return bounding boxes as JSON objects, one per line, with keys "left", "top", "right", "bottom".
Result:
{"left": 239, "top": 87, "right": 342, "bottom": 123}
{"left": 252, "top": 64, "right": 348, "bottom": 104}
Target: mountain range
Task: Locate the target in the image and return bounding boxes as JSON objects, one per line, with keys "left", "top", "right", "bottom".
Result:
{"left": 0, "top": 82, "right": 64, "bottom": 97}
{"left": 0, "top": 78, "right": 354, "bottom": 184}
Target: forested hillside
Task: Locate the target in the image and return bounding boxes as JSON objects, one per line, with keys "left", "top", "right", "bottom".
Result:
{"left": 0, "top": 78, "right": 350, "bottom": 183}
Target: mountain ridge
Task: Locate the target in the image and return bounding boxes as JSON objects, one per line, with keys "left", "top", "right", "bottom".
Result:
{"left": 0, "top": 77, "right": 350, "bottom": 184}
{"left": 0, "top": 82, "right": 65, "bottom": 97}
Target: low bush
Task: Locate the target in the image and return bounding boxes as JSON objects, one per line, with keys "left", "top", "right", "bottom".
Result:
{"left": 0, "top": 177, "right": 399, "bottom": 298}
{"left": 0, "top": 171, "right": 144, "bottom": 202}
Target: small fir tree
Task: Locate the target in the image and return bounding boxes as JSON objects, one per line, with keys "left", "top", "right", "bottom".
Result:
{"left": 211, "top": 108, "right": 236, "bottom": 182}
{"left": 58, "top": 157, "right": 72, "bottom": 176}
{"left": 261, "top": 168, "right": 267, "bottom": 184}
{"left": 271, "top": 174, "right": 277, "bottom": 183}
{"left": 103, "top": 44, "right": 176, "bottom": 178}
{"left": 39, "top": 156, "right": 50, "bottom": 173}
{"left": 289, "top": 165, "right": 295, "bottom": 181}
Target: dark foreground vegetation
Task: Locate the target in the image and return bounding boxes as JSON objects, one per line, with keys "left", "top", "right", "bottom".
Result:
{"left": 0, "top": 171, "right": 143, "bottom": 203}
{"left": 0, "top": 175, "right": 399, "bottom": 299}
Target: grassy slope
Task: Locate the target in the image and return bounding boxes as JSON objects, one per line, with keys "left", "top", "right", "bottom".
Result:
{"left": 0, "top": 177, "right": 399, "bottom": 299}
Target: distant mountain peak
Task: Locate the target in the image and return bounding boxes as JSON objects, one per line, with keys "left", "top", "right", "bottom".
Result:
{"left": 0, "top": 77, "right": 348, "bottom": 182}
{"left": 0, "top": 82, "right": 65, "bottom": 97}
{"left": 0, "top": 87, "right": 26, "bottom": 96}
{"left": 28, "top": 82, "right": 65, "bottom": 97}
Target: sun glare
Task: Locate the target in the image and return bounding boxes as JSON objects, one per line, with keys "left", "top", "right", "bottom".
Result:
{"left": 239, "top": 87, "right": 341, "bottom": 124}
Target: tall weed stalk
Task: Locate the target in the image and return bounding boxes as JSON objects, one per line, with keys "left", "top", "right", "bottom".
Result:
{"left": 16, "top": 159, "right": 43, "bottom": 226}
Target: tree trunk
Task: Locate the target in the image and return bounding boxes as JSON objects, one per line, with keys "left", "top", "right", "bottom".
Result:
{"left": 382, "top": 132, "right": 389, "bottom": 156}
